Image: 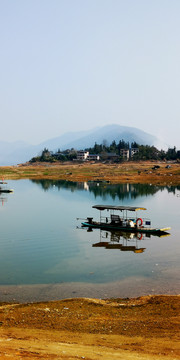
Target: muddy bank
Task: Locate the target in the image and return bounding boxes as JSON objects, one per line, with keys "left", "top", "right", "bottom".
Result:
{"left": 0, "top": 275, "right": 180, "bottom": 304}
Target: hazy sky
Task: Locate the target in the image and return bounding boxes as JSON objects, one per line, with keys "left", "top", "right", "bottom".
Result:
{"left": 0, "top": 0, "right": 180, "bottom": 147}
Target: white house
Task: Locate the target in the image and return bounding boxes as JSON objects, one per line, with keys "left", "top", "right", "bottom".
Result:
{"left": 77, "top": 151, "right": 100, "bottom": 161}
{"left": 130, "top": 148, "right": 139, "bottom": 157}
{"left": 77, "top": 151, "right": 89, "bottom": 160}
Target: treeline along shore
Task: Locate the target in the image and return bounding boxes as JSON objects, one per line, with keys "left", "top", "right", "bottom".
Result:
{"left": 0, "top": 161, "right": 180, "bottom": 185}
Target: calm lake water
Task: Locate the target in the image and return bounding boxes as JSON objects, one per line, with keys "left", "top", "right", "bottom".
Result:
{"left": 0, "top": 180, "right": 179, "bottom": 302}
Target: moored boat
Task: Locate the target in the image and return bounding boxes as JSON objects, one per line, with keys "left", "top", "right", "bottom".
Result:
{"left": 81, "top": 205, "right": 171, "bottom": 236}
{"left": 0, "top": 181, "right": 14, "bottom": 193}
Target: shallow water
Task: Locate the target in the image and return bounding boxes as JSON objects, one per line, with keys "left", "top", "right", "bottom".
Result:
{"left": 0, "top": 180, "right": 179, "bottom": 302}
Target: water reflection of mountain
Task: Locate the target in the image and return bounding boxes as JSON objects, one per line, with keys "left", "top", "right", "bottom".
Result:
{"left": 31, "top": 179, "right": 179, "bottom": 200}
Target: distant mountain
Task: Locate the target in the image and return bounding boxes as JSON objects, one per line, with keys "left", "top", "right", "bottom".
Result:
{"left": 39, "top": 128, "right": 99, "bottom": 150}
{"left": 56, "top": 124, "right": 158, "bottom": 151}
{"left": 0, "top": 141, "right": 40, "bottom": 166}
{"left": 0, "top": 125, "right": 167, "bottom": 165}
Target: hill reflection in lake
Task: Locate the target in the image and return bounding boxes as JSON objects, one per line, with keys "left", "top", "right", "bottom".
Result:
{"left": 31, "top": 179, "right": 179, "bottom": 200}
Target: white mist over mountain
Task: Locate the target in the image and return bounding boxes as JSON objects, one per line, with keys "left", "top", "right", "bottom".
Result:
{"left": 0, "top": 125, "right": 170, "bottom": 165}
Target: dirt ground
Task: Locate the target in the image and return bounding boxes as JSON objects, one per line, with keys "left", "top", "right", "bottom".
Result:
{"left": 0, "top": 161, "right": 180, "bottom": 185}
{"left": 0, "top": 295, "right": 179, "bottom": 359}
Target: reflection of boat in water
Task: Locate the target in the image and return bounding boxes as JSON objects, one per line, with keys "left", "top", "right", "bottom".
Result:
{"left": 0, "top": 181, "right": 13, "bottom": 193}
{"left": 0, "top": 195, "right": 8, "bottom": 206}
{"left": 92, "top": 230, "right": 146, "bottom": 253}
{"left": 86, "top": 229, "right": 169, "bottom": 253}
{"left": 81, "top": 205, "right": 171, "bottom": 236}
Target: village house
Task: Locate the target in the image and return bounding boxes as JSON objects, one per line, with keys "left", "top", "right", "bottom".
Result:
{"left": 120, "top": 148, "right": 139, "bottom": 160}
{"left": 120, "top": 148, "right": 130, "bottom": 160}
{"left": 77, "top": 151, "right": 100, "bottom": 161}
{"left": 77, "top": 147, "right": 138, "bottom": 162}
{"left": 102, "top": 152, "right": 119, "bottom": 161}
{"left": 130, "top": 148, "right": 139, "bottom": 157}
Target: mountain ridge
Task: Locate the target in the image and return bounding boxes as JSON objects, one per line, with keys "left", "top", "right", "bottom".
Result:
{"left": 0, "top": 124, "right": 168, "bottom": 165}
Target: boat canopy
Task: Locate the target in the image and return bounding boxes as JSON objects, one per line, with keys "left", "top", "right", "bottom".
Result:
{"left": 92, "top": 205, "right": 147, "bottom": 212}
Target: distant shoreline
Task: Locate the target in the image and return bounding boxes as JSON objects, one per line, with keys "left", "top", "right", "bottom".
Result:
{"left": 0, "top": 161, "right": 180, "bottom": 185}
